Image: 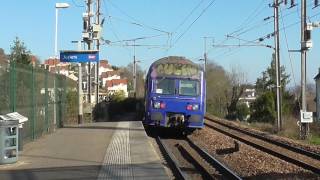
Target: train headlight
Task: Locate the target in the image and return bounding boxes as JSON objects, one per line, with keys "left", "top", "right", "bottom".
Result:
{"left": 153, "top": 102, "right": 166, "bottom": 109}
{"left": 153, "top": 102, "right": 161, "bottom": 109}
{"left": 192, "top": 104, "right": 199, "bottom": 110}
{"left": 186, "top": 104, "right": 199, "bottom": 111}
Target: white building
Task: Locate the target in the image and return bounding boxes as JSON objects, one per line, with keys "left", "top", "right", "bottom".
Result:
{"left": 101, "top": 71, "right": 120, "bottom": 87}
{"left": 99, "top": 60, "right": 113, "bottom": 75}
{"left": 106, "top": 79, "right": 128, "bottom": 97}
{"left": 239, "top": 88, "right": 256, "bottom": 107}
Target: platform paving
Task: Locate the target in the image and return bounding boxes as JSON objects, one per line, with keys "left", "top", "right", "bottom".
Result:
{"left": 0, "top": 121, "right": 169, "bottom": 180}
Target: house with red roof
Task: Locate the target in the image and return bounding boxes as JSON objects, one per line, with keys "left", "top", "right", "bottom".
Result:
{"left": 105, "top": 79, "right": 128, "bottom": 97}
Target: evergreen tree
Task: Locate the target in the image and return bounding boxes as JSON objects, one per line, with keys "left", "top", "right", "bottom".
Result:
{"left": 9, "top": 37, "right": 31, "bottom": 65}
{"left": 255, "top": 53, "right": 290, "bottom": 94}
{"left": 250, "top": 53, "right": 292, "bottom": 123}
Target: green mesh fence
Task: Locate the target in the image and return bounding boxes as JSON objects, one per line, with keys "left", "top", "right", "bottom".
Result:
{"left": 0, "top": 61, "right": 78, "bottom": 144}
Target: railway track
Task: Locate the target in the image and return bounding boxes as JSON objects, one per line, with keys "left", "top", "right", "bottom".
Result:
{"left": 156, "top": 136, "right": 242, "bottom": 180}
{"left": 204, "top": 116, "right": 320, "bottom": 175}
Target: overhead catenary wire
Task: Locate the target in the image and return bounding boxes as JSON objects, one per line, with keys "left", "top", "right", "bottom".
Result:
{"left": 101, "top": 0, "right": 170, "bottom": 55}
{"left": 208, "top": 10, "right": 320, "bottom": 60}
{"left": 101, "top": 0, "right": 132, "bottom": 56}
{"left": 279, "top": 5, "right": 301, "bottom": 110}
{"left": 109, "top": 34, "right": 169, "bottom": 44}
{"left": 172, "top": 0, "right": 206, "bottom": 33}
{"left": 229, "top": 1, "right": 319, "bottom": 38}
{"left": 229, "top": 0, "right": 267, "bottom": 36}
{"left": 71, "top": 0, "right": 85, "bottom": 7}
{"left": 212, "top": 1, "right": 315, "bottom": 57}
{"left": 170, "top": 0, "right": 218, "bottom": 50}
{"left": 107, "top": 15, "right": 170, "bottom": 35}
{"left": 106, "top": 0, "right": 170, "bottom": 34}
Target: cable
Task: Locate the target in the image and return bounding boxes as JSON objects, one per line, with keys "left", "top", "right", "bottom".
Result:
{"left": 170, "top": 0, "right": 217, "bottom": 49}
{"left": 279, "top": 6, "right": 301, "bottom": 109}
{"left": 101, "top": 0, "right": 132, "bottom": 56}
{"left": 102, "top": 0, "right": 170, "bottom": 57}
{"left": 71, "top": 0, "right": 84, "bottom": 7}
{"left": 172, "top": 0, "right": 205, "bottom": 33}
{"left": 108, "top": 16, "right": 170, "bottom": 34}
{"left": 106, "top": 0, "right": 170, "bottom": 34}
{"left": 110, "top": 34, "right": 169, "bottom": 44}
{"left": 229, "top": 0, "right": 267, "bottom": 36}
{"left": 231, "top": 1, "right": 316, "bottom": 39}
{"left": 210, "top": 10, "right": 320, "bottom": 60}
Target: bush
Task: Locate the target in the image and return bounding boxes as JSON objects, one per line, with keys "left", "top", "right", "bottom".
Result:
{"left": 249, "top": 91, "right": 276, "bottom": 123}
{"left": 236, "top": 103, "right": 250, "bottom": 121}
{"left": 108, "top": 97, "right": 144, "bottom": 119}
{"left": 109, "top": 90, "right": 126, "bottom": 102}
{"left": 65, "top": 90, "right": 78, "bottom": 124}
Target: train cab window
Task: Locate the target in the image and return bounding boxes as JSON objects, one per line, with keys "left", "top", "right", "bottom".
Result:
{"left": 154, "top": 78, "right": 175, "bottom": 95}
{"left": 179, "top": 80, "right": 199, "bottom": 96}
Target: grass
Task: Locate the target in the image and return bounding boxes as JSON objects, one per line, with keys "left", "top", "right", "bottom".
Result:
{"left": 309, "top": 135, "right": 320, "bottom": 145}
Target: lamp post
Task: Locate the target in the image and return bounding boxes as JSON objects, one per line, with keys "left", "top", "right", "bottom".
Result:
{"left": 53, "top": 2, "right": 69, "bottom": 131}
{"left": 55, "top": 3, "right": 70, "bottom": 57}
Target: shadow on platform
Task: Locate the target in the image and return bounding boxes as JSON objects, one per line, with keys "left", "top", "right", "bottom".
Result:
{"left": 0, "top": 162, "right": 169, "bottom": 180}
{"left": 63, "top": 125, "right": 145, "bottom": 132}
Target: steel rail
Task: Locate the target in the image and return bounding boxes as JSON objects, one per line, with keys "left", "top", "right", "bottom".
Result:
{"left": 204, "top": 120, "right": 320, "bottom": 175}
{"left": 156, "top": 136, "right": 188, "bottom": 180}
{"left": 186, "top": 137, "right": 242, "bottom": 180}
{"left": 205, "top": 116, "right": 320, "bottom": 161}
{"left": 176, "top": 144, "right": 214, "bottom": 179}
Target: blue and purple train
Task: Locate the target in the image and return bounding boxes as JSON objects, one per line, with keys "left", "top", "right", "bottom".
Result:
{"left": 144, "top": 56, "right": 206, "bottom": 131}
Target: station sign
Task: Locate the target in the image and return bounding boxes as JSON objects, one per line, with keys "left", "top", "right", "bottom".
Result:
{"left": 60, "top": 50, "right": 99, "bottom": 63}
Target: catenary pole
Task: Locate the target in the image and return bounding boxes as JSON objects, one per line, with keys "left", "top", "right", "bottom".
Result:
{"left": 133, "top": 40, "right": 136, "bottom": 98}
{"left": 77, "top": 41, "right": 83, "bottom": 124}
{"left": 300, "top": 0, "right": 308, "bottom": 139}
{"left": 95, "top": 0, "right": 100, "bottom": 104}
{"left": 87, "top": 0, "right": 92, "bottom": 103}
{"left": 274, "top": 0, "right": 282, "bottom": 131}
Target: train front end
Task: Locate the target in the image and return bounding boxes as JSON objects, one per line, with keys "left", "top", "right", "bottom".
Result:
{"left": 144, "top": 56, "right": 206, "bottom": 129}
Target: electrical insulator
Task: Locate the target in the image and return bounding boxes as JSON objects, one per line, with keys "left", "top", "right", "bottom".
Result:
{"left": 315, "top": 0, "right": 319, "bottom": 7}
{"left": 284, "top": 0, "right": 288, "bottom": 5}
{"left": 302, "top": 23, "right": 313, "bottom": 50}
{"left": 291, "top": 0, "right": 295, "bottom": 7}
{"left": 83, "top": 21, "right": 88, "bottom": 31}
{"left": 305, "top": 29, "right": 312, "bottom": 42}
{"left": 305, "top": 30, "right": 311, "bottom": 41}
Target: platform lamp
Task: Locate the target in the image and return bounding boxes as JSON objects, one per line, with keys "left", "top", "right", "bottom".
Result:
{"left": 53, "top": 2, "right": 70, "bottom": 131}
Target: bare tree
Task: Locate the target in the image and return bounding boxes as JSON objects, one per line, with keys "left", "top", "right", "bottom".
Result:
{"left": 119, "top": 63, "right": 145, "bottom": 98}
{"left": 226, "top": 65, "right": 248, "bottom": 120}
{"left": 205, "top": 61, "right": 231, "bottom": 117}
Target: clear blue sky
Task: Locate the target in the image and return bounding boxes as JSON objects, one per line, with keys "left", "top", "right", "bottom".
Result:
{"left": 1, "top": 0, "right": 320, "bottom": 86}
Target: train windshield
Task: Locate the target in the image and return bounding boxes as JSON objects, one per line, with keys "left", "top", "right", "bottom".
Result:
{"left": 179, "top": 80, "right": 199, "bottom": 96}
{"left": 154, "top": 78, "right": 175, "bottom": 95}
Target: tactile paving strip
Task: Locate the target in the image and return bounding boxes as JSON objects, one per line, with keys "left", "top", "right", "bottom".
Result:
{"left": 98, "top": 122, "right": 133, "bottom": 180}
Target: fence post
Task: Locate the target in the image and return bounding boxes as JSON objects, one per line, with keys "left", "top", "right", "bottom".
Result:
{"left": 10, "top": 61, "right": 16, "bottom": 112}
{"left": 45, "top": 70, "right": 49, "bottom": 132}
{"left": 31, "top": 65, "right": 35, "bottom": 140}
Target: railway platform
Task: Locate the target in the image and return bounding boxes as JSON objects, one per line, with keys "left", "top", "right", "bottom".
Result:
{"left": 0, "top": 120, "right": 169, "bottom": 180}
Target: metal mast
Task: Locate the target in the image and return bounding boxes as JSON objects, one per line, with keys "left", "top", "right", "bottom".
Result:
{"left": 274, "top": 0, "right": 282, "bottom": 131}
